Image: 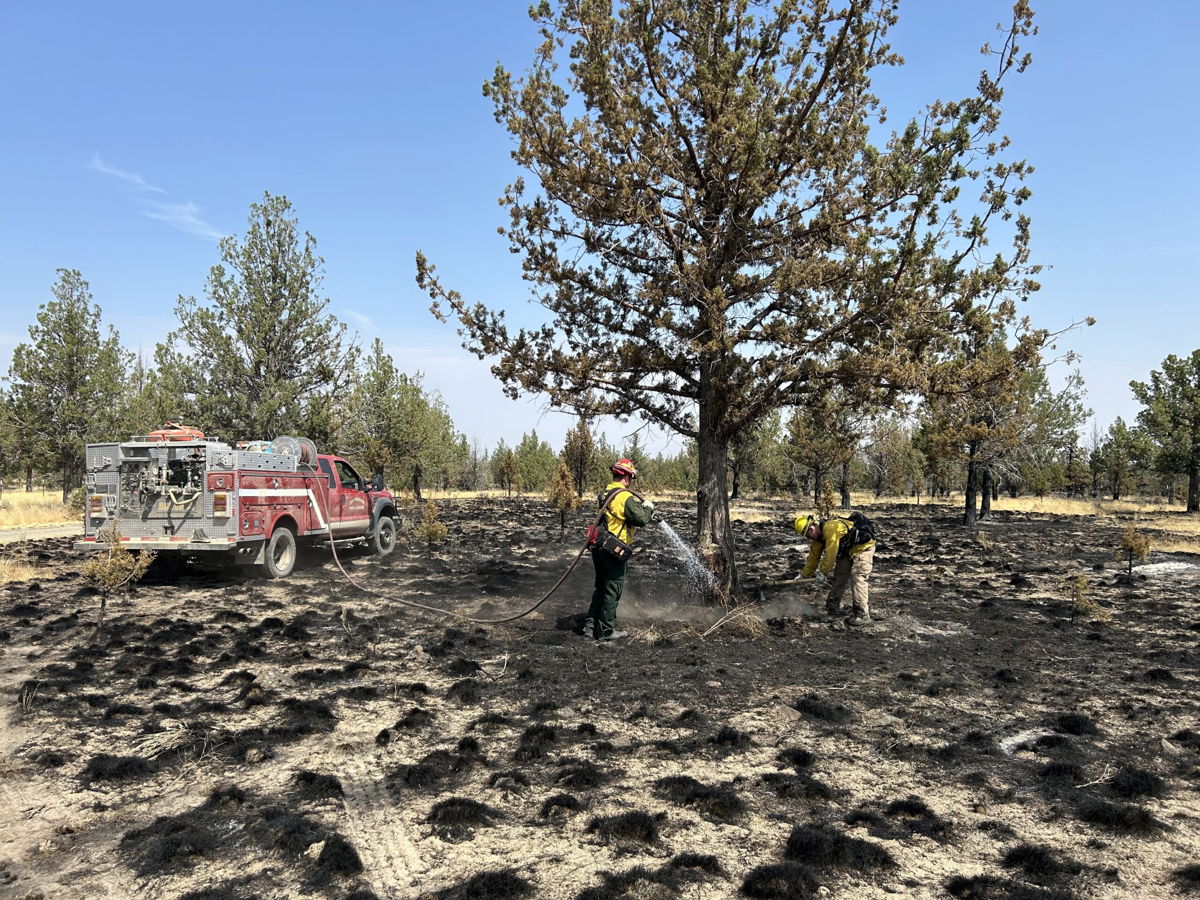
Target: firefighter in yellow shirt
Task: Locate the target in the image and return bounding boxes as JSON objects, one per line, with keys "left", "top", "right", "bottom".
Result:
{"left": 580, "top": 459, "right": 654, "bottom": 641}
{"left": 794, "top": 513, "right": 878, "bottom": 625}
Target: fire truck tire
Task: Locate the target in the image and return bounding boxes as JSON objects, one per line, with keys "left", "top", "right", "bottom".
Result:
{"left": 373, "top": 516, "right": 397, "bottom": 557}
{"left": 261, "top": 526, "right": 297, "bottom": 579}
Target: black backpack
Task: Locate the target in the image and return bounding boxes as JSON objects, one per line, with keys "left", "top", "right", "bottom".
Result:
{"left": 843, "top": 511, "right": 878, "bottom": 546}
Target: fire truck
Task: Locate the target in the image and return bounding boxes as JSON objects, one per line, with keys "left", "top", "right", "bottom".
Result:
{"left": 74, "top": 425, "right": 400, "bottom": 578}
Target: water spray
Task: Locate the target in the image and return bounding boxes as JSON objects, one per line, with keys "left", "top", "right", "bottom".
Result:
{"left": 656, "top": 517, "right": 719, "bottom": 602}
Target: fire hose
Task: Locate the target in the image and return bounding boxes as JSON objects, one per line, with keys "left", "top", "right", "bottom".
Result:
{"left": 304, "top": 476, "right": 641, "bottom": 626}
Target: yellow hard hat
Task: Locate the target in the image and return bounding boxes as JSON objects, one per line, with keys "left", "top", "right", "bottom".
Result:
{"left": 794, "top": 514, "right": 817, "bottom": 534}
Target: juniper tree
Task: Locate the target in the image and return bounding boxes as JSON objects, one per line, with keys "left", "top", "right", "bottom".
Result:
{"left": 5, "top": 269, "right": 127, "bottom": 500}
{"left": 1008, "top": 368, "right": 1089, "bottom": 497}
{"left": 863, "top": 417, "right": 924, "bottom": 499}
{"left": 1130, "top": 350, "right": 1200, "bottom": 512}
{"left": 160, "top": 192, "right": 358, "bottom": 443}
{"left": 491, "top": 440, "right": 520, "bottom": 495}
{"left": 515, "top": 429, "right": 558, "bottom": 492}
{"left": 1090, "top": 418, "right": 1153, "bottom": 501}
{"left": 561, "top": 416, "right": 598, "bottom": 497}
{"left": 548, "top": 459, "right": 581, "bottom": 538}
{"left": 339, "top": 339, "right": 464, "bottom": 500}
{"left": 729, "top": 410, "right": 787, "bottom": 499}
{"left": 418, "top": 0, "right": 1049, "bottom": 595}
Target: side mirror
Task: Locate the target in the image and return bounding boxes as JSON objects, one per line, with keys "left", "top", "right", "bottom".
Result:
{"left": 370, "top": 473, "right": 386, "bottom": 492}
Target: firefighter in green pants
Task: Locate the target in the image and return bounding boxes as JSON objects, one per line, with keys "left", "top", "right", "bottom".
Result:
{"left": 581, "top": 458, "right": 655, "bottom": 641}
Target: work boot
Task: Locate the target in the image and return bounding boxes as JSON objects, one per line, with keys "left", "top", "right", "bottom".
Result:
{"left": 578, "top": 618, "right": 596, "bottom": 638}
{"left": 598, "top": 630, "right": 629, "bottom": 642}
{"left": 845, "top": 614, "right": 873, "bottom": 627}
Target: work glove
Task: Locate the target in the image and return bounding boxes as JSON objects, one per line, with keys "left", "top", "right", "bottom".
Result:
{"left": 814, "top": 571, "right": 830, "bottom": 586}
{"left": 643, "top": 500, "right": 657, "bottom": 521}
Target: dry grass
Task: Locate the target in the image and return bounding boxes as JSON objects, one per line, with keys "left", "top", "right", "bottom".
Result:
{"left": 0, "top": 556, "right": 41, "bottom": 584}
{"left": 0, "top": 491, "right": 77, "bottom": 529}
{"left": 701, "top": 603, "right": 769, "bottom": 639}
{"left": 1147, "top": 535, "right": 1200, "bottom": 554}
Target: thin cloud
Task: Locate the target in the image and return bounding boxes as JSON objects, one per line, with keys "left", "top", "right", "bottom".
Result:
{"left": 143, "top": 201, "right": 224, "bottom": 241}
{"left": 342, "top": 308, "right": 377, "bottom": 331}
{"left": 87, "top": 154, "right": 165, "bottom": 193}
{"left": 88, "top": 154, "right": 223, "bottom": 241}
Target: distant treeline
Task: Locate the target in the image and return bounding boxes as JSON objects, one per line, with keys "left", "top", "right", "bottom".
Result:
{"left": 5, "top": 193, "right": 1199, "bottom": 517}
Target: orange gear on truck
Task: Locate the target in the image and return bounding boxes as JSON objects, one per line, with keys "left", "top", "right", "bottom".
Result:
{"left": 147, "top": 422, "right": 206, "bottom": 442}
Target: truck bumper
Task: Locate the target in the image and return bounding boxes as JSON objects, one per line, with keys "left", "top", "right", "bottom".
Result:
{"left": 74, "top": 536, "right": 240, "bottom": 552}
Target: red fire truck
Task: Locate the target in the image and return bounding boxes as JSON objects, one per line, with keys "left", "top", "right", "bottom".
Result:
{"left": 74, "top": 426, "right": 400, "bottom": 578}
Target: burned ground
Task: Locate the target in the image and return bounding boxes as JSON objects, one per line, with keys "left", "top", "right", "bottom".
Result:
{"left": 0, "top": 498, "right": 1198, "bottom": 899}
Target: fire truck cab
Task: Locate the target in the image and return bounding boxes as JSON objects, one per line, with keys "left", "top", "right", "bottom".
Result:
{"left": 75, "top": 427, "right": 400, "bottom": 579}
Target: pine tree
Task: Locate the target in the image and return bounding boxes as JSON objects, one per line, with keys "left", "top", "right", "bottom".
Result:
{"left": 515, "top": 430, "right": 557, "bottom": 492}
{"left": 1090, "top": 418, "right": 1153, "bottom": 501}
{"left": 561, "top": 416, "right": 597, "bottom": 498}
{"left": 418, "top": 0, "right": 1051, "bottom": 596}
{"left": 340, "top": 339, "right": 463, "bottom": 500}
{"left": 1131, "top": 350, "right": 1200, "bottom": 511}
{"left": 160, "top": 192, "right": 358, "bottom": 443}
{"left": 491, "top": 440, "right": 520, "bottom": 496}
{"left": 5, "top": 269, "right": 127, "bottom": 499}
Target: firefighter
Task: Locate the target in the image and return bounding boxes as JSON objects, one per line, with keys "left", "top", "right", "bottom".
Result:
{"left": 580, "top": 458, "right": 655, "bottom": 641}
{"left": 794, "top": 513, "right": 878, "bottom": 625}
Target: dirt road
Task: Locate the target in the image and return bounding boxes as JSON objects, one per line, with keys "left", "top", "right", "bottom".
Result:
{"left": 0, "top": 525, "right": 79, "bottom": 545}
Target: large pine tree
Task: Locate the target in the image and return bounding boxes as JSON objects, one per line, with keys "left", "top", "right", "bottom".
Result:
{"left": 418, "top": 0, "right": 1048, "bottom": 596}
{"left": 159, "top": 193, "right": 358, "bottom": 444}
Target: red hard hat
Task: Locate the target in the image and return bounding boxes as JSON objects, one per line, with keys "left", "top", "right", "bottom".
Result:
{"left": 611, "top": 458, "right": 638, "bottom": 478}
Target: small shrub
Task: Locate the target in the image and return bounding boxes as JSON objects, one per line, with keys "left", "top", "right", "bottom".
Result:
{"left": 1116, "top": 522, "right": 1151, "bottom": 575}
{"left": 1077, "top": 799, "right": 1164, "bottom": 835}
{"left": 415, "top": 501, "right": 449, "bottom": 549}
{"left": 785, "top": 823, "right": 895, "bottom": 871}
{"left": 1062, "top": 573, "right": 1108, "bottom": 622}
{"left": 741, "top": 862, "right": 818, "bottom": 899}
{"left": 1173, "top": 863, "right": 1200, "bottom": 895}
{"left": 547, "top": 460, "right": 580, "bottom": 541}
{"left": 586, "top": 810, "right": 662, "bottom": 844}
{"left": 83, "top": 523, "right": 153, "bottom": 630}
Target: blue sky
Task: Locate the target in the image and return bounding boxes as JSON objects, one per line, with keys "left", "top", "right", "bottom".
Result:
{"left": 2, "top": 1, "right": 1196, "bottom": 454}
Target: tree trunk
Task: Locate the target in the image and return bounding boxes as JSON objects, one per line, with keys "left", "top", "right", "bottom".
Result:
{"left": 25, "top": 466, "right": 33, "bottom": 492}
{"left": 412, "top": 465, "right": 424, "bottom": 503}
{"left": 1187, "top": 466, "right": 1199, "bottom": 513}
{"left": 729, "top": 457, "right": 741, "bottom": 501}
{"left": 839, "top": 460, "right": 851, "bottom": 510}
{"left": 979, "top": 467, "right": 993, "bottom": 520}
{"left": 963, "top": 443, "right": 979, "bottom": 526}
{"left": 696, "top": 412, "right": 737, "bottom": 603}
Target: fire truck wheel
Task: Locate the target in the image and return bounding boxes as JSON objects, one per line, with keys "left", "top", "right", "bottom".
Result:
{"left": 261, "top": 526, "right": 297, "bottom": 579}
{"left": 373, "top": 515, "right": 397, "bottom": 557}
